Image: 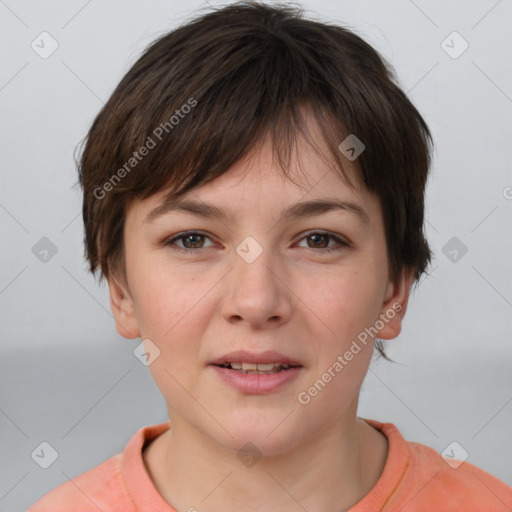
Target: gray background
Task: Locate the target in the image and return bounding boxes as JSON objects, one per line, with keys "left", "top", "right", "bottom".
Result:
{"left": 1, "top": 0, "right": 511, "bottom": 510}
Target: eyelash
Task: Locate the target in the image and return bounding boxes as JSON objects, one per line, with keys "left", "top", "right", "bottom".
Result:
{"left": 164, "top": 230, "right": 350, "bottom": 254}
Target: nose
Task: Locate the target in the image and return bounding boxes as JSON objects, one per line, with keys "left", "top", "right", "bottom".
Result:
{"left": 220, "top": 239, "right": 293, "bottom": 329}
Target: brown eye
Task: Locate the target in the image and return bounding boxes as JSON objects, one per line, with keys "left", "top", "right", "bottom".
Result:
{"left": 164, "top": 230, "right": 349, "bottom": 254}
{"left": 297, "top": 231, "right": 349, "bottom": 253}
{"left": 165, "top": 231, "right": 216, "bottom": 252}
{"left": 306, "top": 234, "right": 329, "bottom": 248}
{"left": 181, "top": 233, "right": 205, "bottom": 249}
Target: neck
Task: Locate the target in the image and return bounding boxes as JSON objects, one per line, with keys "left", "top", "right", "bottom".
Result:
{"left": 143, "top": 412, "right": 388, "bottom": 512}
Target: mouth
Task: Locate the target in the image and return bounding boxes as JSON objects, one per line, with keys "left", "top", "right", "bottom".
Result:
{"left": 208, "top": 350, "right": 304, "bottom": 394}
{"left": 212, "top": 361, "right": 301, "bottom": 374}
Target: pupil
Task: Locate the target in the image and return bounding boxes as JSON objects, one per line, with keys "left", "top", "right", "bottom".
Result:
{"left": 309, "top": 234, "right": 327, "bottom": 248}
{"left": 185, "top": 234, "right": 202, "bottom": 248}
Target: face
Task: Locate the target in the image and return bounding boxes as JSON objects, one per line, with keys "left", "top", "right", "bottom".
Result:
{"left": 108, "top": 125, "right": 412, "bottom": 456}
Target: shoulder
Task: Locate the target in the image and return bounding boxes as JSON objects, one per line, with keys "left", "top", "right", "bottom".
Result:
{"left": 362, "top": 419, "right": 512, "bottom": 511}
{"left": 398, "top": 438, "right": 512, "bottom": 510}
{"left": 26, "top": 453, "right": 136, "bottom": 512}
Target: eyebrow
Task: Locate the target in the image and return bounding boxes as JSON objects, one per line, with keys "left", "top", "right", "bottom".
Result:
{"left": 144, "top": 197, "right": 370, "bottom": 225}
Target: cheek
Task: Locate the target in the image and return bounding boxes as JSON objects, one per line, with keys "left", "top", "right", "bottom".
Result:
{"left": 135, "top": 272, "right": 208, "bottom": 397}
{"left": 128, "top": 252, "right": 203, "bottom": 332}
{"left": 310, "top": 269, "right": 384, "bottom": 347}
{"left": 298, "top": 272, "right": 380, "bottom": 416}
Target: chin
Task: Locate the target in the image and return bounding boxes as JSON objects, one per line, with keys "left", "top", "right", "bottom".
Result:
{"left": 211, "top": 409, "right": 306, "bottom": 456}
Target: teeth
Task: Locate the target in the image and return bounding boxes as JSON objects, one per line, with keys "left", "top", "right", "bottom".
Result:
{"left": 255, "top": 363, "right": 275, "bottom": 371}
{"left": 221, "top": 362, "right": 293, "bottom": 372}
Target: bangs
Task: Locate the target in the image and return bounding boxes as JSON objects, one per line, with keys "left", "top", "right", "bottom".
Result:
{"left": 77, "top": 1, "right": 432, "bottom": 291}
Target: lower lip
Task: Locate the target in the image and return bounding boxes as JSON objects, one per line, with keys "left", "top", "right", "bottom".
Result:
{"left": 210, "top": 365, "right": 303, "bottom": 394}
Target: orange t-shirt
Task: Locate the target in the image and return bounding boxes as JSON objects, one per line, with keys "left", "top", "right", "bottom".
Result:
{"left": 27, "top": 418, "right": 512, "bottom": 511}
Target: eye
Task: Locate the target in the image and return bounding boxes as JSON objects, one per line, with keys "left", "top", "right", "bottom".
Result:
{"left": 163, "top": 230, "right": 350, "bottom": 254}
{"left": 296, "top": 230, "right": 350, "bottom": 253}
{"left": 164, "top": 231, "right": 216, "bottom": 251}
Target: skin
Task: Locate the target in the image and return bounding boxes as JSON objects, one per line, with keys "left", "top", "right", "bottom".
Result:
{"left": 108, "top": 118, "right": 414, "bottom": 512}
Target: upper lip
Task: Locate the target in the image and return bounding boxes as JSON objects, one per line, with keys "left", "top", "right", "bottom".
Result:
{"left": 209, "top": 350, "right": 303, "bottom": 367}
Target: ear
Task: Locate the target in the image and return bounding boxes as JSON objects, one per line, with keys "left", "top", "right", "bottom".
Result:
{"left": 107, "top": 273, "right": 141, "bottom": 339}
{"left": 376, "top": 267, "right": 415, "bottom": 340}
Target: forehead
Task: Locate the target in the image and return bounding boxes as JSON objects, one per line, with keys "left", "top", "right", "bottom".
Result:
{"left": 129, "top": 151, "right": 379, "bottom": 239}
{"left": 127, "top": 121, "right": 378, "bottom": 228}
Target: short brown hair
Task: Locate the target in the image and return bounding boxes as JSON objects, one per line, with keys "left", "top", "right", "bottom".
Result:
{"left": 76, "top": 1, "right": 433, "bottom": 356}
